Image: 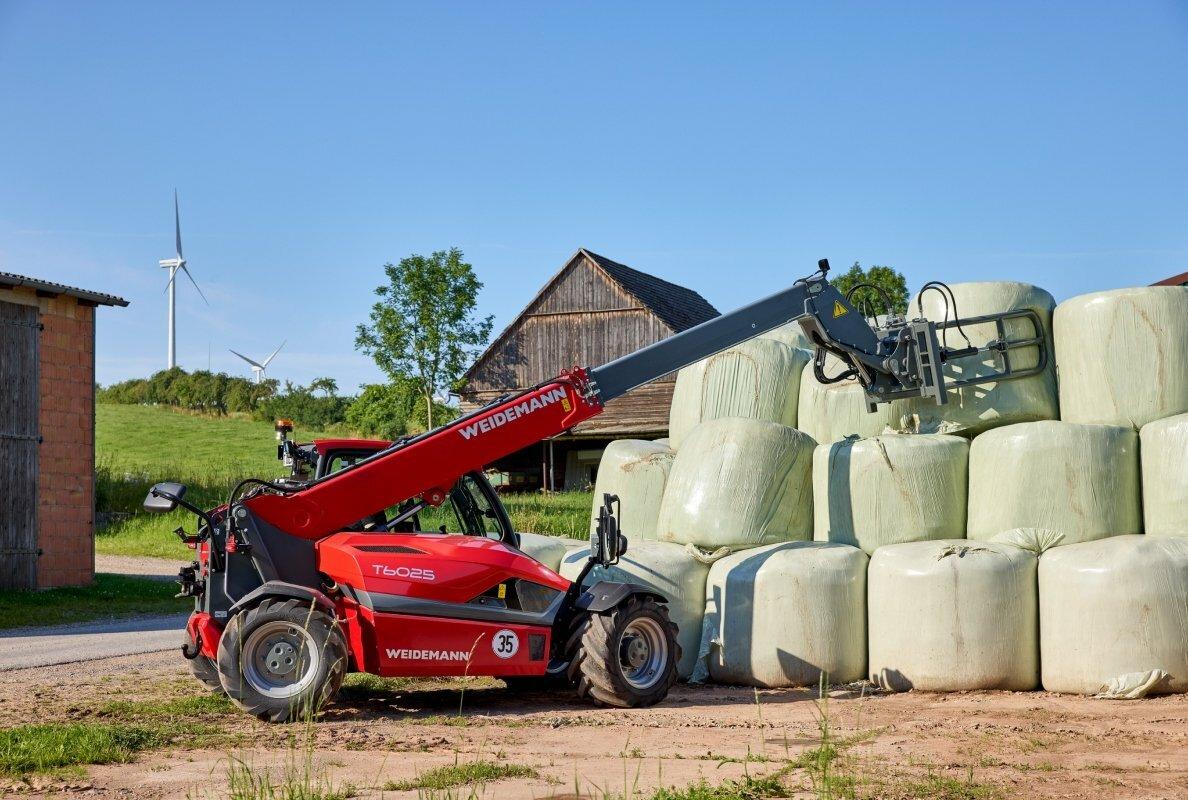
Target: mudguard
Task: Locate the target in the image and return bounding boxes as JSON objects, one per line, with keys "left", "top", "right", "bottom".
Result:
{"left": 228, "top": 580, "right": 336, "bottom": 616}
{"left": 575, "top": 580, "right": 667, "bottom": 614}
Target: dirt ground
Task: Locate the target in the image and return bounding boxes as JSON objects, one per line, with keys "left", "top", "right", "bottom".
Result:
{"left": 1, "top": 651, "right": 1185, "bottom": 799}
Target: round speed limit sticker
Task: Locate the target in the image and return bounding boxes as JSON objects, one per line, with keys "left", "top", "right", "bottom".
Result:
{"left": 491, "top": 629, "right": 520, "bottom": 659}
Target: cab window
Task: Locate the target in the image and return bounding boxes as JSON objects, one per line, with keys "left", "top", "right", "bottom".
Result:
{"left": 386, "top": 474, "right": 509, "bottom": 541}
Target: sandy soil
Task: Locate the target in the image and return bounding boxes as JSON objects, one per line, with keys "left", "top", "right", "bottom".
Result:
{"left": 1, "top": 652, "right": 1185, "bottom": 799}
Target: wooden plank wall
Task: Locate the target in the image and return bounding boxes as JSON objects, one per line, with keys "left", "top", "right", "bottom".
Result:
{"left": 464, "top": 254, "right": 682, "bottom": 437}
{"left": 0, "top": 300, "right": 39, "bottom": 589}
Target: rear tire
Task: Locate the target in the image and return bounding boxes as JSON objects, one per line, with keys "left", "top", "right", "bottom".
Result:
{"left": 216, "top": 598, "right": 347, "bottom": 723}
{"left": 567, "top": 596, "right": 679, "bottom": 708}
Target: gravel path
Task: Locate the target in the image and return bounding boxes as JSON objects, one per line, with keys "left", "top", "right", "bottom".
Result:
{"left": 95, "top": 553, "right": 187, "bottom": 581}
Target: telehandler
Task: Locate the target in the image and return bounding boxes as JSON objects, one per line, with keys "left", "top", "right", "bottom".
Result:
{"left": 146, "top": 260, "right": 1045, "bottom": 721}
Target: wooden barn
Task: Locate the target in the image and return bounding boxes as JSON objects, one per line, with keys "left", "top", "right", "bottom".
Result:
{"left": 460, "top": 249, "right": 718, "bottom": 491}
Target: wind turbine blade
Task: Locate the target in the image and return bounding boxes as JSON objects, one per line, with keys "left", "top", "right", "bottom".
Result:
{"left": 261, "top": 340, "right": 286, "bottom": 368}
{"left": 163, "top": 269, "right": 176, "bottom": 292}
{"left": 229, "top": 349, "right": 264, "bottom": 369}
{"left": 174, "top": 189, "right": 183, "bottom": 260}
{"left": 180, "top": 265, "right": 209, "bottom": 305}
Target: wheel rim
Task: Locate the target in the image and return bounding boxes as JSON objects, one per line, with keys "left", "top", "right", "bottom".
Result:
{"left": 617, "top": 616, "right": 668, "bottom": 691}
{"left": 242, "top": 620, "right": 319, "bottom": 700}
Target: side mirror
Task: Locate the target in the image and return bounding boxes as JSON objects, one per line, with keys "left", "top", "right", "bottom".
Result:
{"left": 143, "top": 482, "right": 187, "bottom": 514}
{"left": 591, "top": 493, "right": 628, "bottom": 566}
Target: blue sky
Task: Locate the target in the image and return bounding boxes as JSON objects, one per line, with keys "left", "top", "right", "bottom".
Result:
{"left": 2, "top": 2, "right": 1186, "bottom": 389}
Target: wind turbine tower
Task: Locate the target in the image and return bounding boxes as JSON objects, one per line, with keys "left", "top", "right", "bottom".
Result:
{"left": 158, "top": 190, "right": 208, "bottom": 369}
{"left": 230, "top": 341, "right": 286, "bottom": 383}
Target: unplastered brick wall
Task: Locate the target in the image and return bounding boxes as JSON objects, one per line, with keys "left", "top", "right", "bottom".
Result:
{"left": 36, "top": 295, "right": 95, "bottom": 588}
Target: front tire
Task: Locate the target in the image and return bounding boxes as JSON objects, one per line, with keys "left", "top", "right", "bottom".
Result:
{"left": 567, "top": 596, "right": 679, "bottom": 708}
{"left": 216, "top": 598, "right": 347, "bottom": 723}
{"left": 188, "top": 651, "right": 224, "bottom": 693}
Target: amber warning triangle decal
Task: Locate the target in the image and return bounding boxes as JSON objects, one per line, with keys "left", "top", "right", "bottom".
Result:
{"left": 832, "top": 300, "right": 849, "bottom": 318}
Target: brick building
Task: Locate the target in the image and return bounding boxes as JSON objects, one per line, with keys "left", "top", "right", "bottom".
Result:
{"left": 0, "top": 273, "right": 127, "bottom": 589}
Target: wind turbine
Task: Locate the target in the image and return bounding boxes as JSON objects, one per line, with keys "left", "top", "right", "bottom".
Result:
{"left": 158, "top": 190, "right": 208, "bottom": 369}
{"left": 229, "top": 341, "right": 286, "bottom": 383}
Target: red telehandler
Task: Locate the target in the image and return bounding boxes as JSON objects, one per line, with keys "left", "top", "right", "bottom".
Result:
{"left": 146, "top": 260, "right": 1046, "bottom": 721}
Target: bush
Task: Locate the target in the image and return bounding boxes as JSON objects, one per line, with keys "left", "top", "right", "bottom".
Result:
{"left": 345, "top": 379, "right": 457, "bottom": 439}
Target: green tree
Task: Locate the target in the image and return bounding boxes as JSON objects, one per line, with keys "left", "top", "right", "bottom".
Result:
{"left": 355, "top": 248, "right": 493, "bottom": 428}
{"left": 309, "top": 376, "right": 339, "bottom": 397}
{"left": 832, "top": 262, "right": 909, "bottom": 317}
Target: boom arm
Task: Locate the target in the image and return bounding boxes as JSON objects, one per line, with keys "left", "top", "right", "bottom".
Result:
{"left": 245, "top": 261, "right": 1043, "bottom": 539}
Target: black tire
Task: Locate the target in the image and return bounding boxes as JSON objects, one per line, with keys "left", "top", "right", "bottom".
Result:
{"left": 566, "top": 596, "right": 679, "bottom": 708}
{"left": 188, "top": 652, "right": 225, "bottom": 693}
{"left": 216, "top": 598, "right": 347, "bottom": 723}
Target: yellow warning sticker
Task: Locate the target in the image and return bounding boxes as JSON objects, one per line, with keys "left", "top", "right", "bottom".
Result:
{"left": 497, "top": 584, "right": 507, "bottom": 599}
{"left": 561, "top": 396, "right": 572, "bottom": 412}
{"left": 833, "top": 300, "right": 849, "bottom": 318}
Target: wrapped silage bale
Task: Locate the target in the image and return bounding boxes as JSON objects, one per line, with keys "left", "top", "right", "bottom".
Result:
{"left": 813, "top": 434, "right": 968, "bottom": 554}
{"left": 587, "top": 440, "right": 674, "bottom": 541}
{"left": 1054, "top": 286, "right": 1188, "bottom": 429}
{"left": 1140, "top": 413, "right": 1188, "bottom": 538}
{"left": 516, "top": 532, "right": 584, "bottom": 572}
{"left": 655, "top": 417, "right": 815, "bottom": 549}
{"left": 795, "top": 353, "right": 912, "bottom": 444}
{"left": 898, "top": 282, "right": 1058, "bottom": 436}
{"left": 1039, "top": 536, "right": 1188, "bottom": 694}
{"left": 966, "top": 421, "right": 1140, "bottom": 546}
{"left": 758, "top": 321, "right": 813, "bottom": 351}
{"left": 668, "top": 338, "right": 809, "bottom": 450}
{"left": 868, "top": 540, "right": 1039, "bottom": 691}
{"left": 700, "top": 541, "right": 867, "bottom": 687}
{"left": 559, "top": 540, "right": 710, "bottom": 678}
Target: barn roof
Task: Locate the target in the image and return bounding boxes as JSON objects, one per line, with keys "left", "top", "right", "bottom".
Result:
{"left": 1153, "top": 271, "right": 1188, "bottom": 287}
{"left": 579, "top": 249, "right": 719, "bottom": 332}
{"left": 462, "top": 248, "right": 718, "bottom": 384}
{"left": 0, "top": 271, "right": 129, "bottom": 307}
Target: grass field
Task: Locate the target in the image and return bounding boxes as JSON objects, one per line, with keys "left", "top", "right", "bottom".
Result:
{"left": 0, "top": 574, "right": 181, "bottom": 629}
{"left": 96, "top": 404, "right": 592, "bottom": 559}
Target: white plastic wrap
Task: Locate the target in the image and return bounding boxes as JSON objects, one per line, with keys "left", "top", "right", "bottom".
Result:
{"left": 899, "top": 282, "right": 1058, "bottom": 436}
{"left": 559, "top": 540, "right": 712, "bottom": 678}
{"left": 587, "top": 440, "right": 675, "bottom": 541}
{"left": 1054, "top": 286, "right": 1188, "bottom": 429}
{"left": 668, "top": 338, "right": 809, "bottom": 450}
{"left": 796, "top": 354, "right": 910, "bottom": 444}
{"left": 868, "top": 540, "right": 1039, "bottom": 691}
{"left": 967, "top": 421, "right": 1140, "bottom": 546}
{"left": 699, "top": 541, "right": 867, "bottom": 687}
{"left": 516, "top": 532, "right": 583, "bottom": 572}
{"left": 655, "top": 417, "right": 815, "bottom": 549}
{"left": 813, "top": 434, "right": 968, "bottom": 554}
{"left": 758, "top": 321, "right": 813, "bottom": 351}
{"left": 1039, "top": 535, "right": 1188, "bottom": 694}
{"left": 1139, "top": 413, "right": 1188, "bottom": 538}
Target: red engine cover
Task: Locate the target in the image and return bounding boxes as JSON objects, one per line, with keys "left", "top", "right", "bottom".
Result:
{"left": 318, "top": 533, "right": 572, "bottom": 678}
{"left": 316, "top": 532, "right": 571, "bottom": 601}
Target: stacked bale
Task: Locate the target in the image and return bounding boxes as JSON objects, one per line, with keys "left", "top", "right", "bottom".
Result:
{"left": 966, "top": 421, "right": 1140, "bottom": 546}
{"left": 655, "top": 417, "right": 815, "bottom": 548}
{"left": 1039, "top": 536, "right": 1188, "bottom": 694}
{"left": 1139, "top": 413, "right": 1188, "bottom": 538}
{"left": 516, "top": 532, "right": 584, "bottom": 572}
{"left": 813, "top": 434, "right": 968, "bottom": 553}
{"left": 700, "top": 542, "right": 867, "bottom": 687}
{"left": 560, "top": 541, "right": 710, "bottom": 679}
{"left": 796, "top": 352, "right": 911, "bottom": 444}
{"left": 587, "top": 440, "right": 675, "bottom": 542}
{"left": 668, "top": 338, "right": 809, "bottom": 450}
{"left": 900, "top": 282, "right": 1059, "bottom": 436}
{"left": 1054, "top": 286, "right": 1188, "bottom": 429}
{"left": 757, "top": 321, "right": 813, "bottom": 351}
{"left": 868, "top": 540, "right": 1039, "bottom": 691}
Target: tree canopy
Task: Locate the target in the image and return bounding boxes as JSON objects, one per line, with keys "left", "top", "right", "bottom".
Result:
{"left": 832, "top": 262, "right": 909, "bottom": 317}
{"left": 355, "top": 248, "right": 493, "bottom": 428}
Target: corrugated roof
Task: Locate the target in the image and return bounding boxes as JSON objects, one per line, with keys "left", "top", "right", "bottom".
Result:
{"left": 0, "top": 271, "right": 129, "bottom": 307}
{"left": 580, "top": 249, "right": 719, "bottom": 332}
